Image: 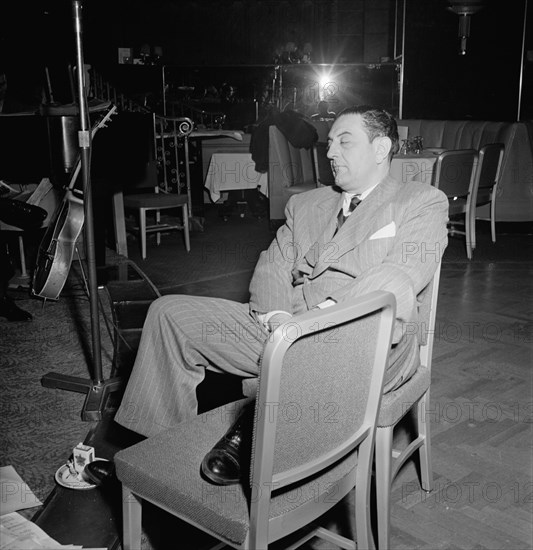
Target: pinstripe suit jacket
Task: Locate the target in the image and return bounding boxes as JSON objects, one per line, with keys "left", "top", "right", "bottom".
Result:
{"left": 249, "top": 175, "right": 449, "bottom": 391}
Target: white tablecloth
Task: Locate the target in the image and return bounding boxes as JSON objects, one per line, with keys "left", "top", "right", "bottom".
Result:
{"left": 390, "top": 153, "right": 438, "bottom": 185}
{"left": 204, "top": 153, "right": 268, "bottom": 202}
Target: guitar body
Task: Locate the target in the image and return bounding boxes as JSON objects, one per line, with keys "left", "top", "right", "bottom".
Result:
{"left": 32, "top": 190, "right": 85, "bottom": 300}
{"left": 31, "top": 104, "right": 117, "bottom": 300}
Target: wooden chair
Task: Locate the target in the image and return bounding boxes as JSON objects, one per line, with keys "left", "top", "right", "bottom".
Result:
{"left": 122, "top": 115, "right": 194, "bottom": 260}
{"left": 470, "top": 143, "right": 505, "bottom": 249}
{"left": 375, "top": 264, "right": 442, "bottom": 550}
{"left": 123, "top": 160, "right": 190, "bottom": 260}
{"left": 115, "top": 290, "right": 396, "bottom": 550}
{"left": 432, "top": 149, "right": 478, "bottom": 259}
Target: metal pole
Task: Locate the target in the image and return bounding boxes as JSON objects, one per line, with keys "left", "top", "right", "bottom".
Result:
{"left": 73, "top": 0, "right": 103, "bottom": 384}
{"left": 517, "top": 0, "right": 528, "bottom": 121}
{"left": 398, "top": 0, "right": 406, "bottom": 119}
{"left": 394, "top": 0, "right": 399, "bottom": 60}
{"left": 162, "top": 65, "right": 167, "bottom": 116}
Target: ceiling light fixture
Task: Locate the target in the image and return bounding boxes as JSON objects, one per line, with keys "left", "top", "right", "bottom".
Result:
{"left": 447, "top": 0, "right": 485, "bottom": 55}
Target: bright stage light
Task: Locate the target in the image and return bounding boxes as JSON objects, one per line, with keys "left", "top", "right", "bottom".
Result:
{"left": 318, "top": 72, "right": 338, "bottom": 101}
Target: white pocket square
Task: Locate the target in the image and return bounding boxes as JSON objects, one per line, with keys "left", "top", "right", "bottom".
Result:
{"left": 369, "top": 221, "right": 396, "bottom": 240}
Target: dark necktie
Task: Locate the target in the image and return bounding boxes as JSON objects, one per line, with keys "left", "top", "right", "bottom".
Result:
{"left": 337, "top": 196, "right": 361, "bottom": 230}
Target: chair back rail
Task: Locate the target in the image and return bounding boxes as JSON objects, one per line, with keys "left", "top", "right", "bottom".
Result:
{"left": 433, "top": 149, "right": 478, "bottom": 198}
{"left": 249, "top": 290, "right": 396, "bottom": 546}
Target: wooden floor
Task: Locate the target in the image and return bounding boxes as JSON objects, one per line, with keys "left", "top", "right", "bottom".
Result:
{"left": 34, "top": 209, "right": 533, "bottom": 549}
{"left": 383, "top": 255, "right": 533, "bottom": 550}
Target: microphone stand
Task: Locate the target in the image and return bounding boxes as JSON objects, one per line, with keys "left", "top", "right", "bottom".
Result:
{"left": 41, "top": 0, "right": 122, "bottom": 421}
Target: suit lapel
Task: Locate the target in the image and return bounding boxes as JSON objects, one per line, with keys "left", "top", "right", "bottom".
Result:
{"left": 311, "top": 176, "right": 400, "bottom": 277}
{"left": 302, "top": 192, "right": 342, "bottom": 267}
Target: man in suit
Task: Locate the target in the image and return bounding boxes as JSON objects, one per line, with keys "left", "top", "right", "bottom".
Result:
{"left": 115, "top": 106, "right": 448, "bottom": 446}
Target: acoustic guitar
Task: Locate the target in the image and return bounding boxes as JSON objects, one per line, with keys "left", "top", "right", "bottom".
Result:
{"left": 32, "top": 105, "right": 117, "bottom": 300}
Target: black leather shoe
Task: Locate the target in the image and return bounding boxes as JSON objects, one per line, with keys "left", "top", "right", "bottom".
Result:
{"left": 201, "top": 405, "right": 254, "bottom": 485}
{"left": 82, "top": 460, "right": 116, "bottom": 486}
{"left": 0, "top": 296, "right": 32, "bottom": 322}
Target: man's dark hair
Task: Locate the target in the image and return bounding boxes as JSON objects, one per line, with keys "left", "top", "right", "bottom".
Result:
{"left": 337, "top": 105, "right": 400, "bottom": 159}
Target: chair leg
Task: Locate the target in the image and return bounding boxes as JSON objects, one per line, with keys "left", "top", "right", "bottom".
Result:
{"left": 182, "top": 203, "right": 190, "bottom": 252}
{"left": 17, "top": 235, "right": 28, "bottom": 277}
{"left": 354, "top": 437, "right": 374, "bottom": 550}
{"left": 418, "top": 392, "right": 434, "bottom": 492}
{"left": 139, "top": 208, "right": 147, "bottom": 260}
{"left": 375, "top": 426, "right": 393, "bottom": 550}
{"left": 470, "top": 210, "right": 477, "bottom": 251}
{"left": 490, "top": 197, "right": 496, "bottom": 243}
{"left": 156, "top": 209, "right": 161, "bottom": 246}
{"left": 465, "top": 212, "right": 472, "bottom": 260}
{"left": 122, "top": 486, "right": 142, "bottom": 550}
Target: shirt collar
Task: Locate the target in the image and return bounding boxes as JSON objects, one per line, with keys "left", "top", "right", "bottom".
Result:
{"left": 341, "top": 182, "right": 379, "bottom": 215}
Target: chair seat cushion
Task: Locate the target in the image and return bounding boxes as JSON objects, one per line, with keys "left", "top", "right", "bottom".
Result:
{"left": 115, "top": 399, "right": 252, "bottom": 544}
{"left": 115, "top": 397, "right": 358, "bottom": 546}
{"left": 123, "top": 193, "right": 188, "bottom": 209}
{"left": 378, "top": 366, "right": 431, "bottom": 427}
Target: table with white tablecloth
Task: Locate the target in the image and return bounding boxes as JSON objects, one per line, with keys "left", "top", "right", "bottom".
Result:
{"left": 204, "top": 153, "right": 268, "bottom": 203}
{"left": 390, "top": 152, "right": 439, "bottom": 185}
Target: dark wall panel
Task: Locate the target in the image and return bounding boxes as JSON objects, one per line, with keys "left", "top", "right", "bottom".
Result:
{"left": 403, "top": 0, "right": 527, "bottom": 121}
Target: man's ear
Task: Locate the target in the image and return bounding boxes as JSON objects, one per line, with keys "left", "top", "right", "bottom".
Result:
{"left": 374, "top": 136, "right": 392, "bottom": 163}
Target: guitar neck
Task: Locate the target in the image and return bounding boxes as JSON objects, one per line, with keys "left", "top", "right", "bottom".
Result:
{"left": 66, "top": 105, "right": 118, "bottom": 191}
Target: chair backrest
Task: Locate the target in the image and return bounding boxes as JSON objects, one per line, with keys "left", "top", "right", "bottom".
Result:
{"left": 418, "top": 262, "right": 442, "bottom": 372}
{"left": 153, "top": 115, "right": 194, "bottom": 192}
{"left": 248, "top": 291, "right": 396, "bottom": 544}
{"left": 287, "top": 140, "right": 314, "bottom": 186}
{"left": 432, "top": 149, "right": 478, "bottom": 199}
{"left": 125, "top": 160, "right": 160, "bottom": 193}
{"left": 268, "top": 125, "right": 315, "bottom": 189}
{"left": 472, "top": 142, "right": 505, "bottom": 207}
{"left": 269, "top": 125, "right": 296, "bottom": 188}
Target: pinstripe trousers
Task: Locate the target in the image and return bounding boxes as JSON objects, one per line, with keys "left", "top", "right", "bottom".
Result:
{"left": 114, "top": 295, "right": 268, "bottom": 437}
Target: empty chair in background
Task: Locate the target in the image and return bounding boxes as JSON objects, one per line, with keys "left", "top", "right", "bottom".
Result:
{"left": 470, "top": 142, "right": 505, "bottom": 249}
{"left": 432, "top": 149, "right": 478, "bottom": 259}
{"left": 123, "top": 160, "right": 190, "bottom": 260}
